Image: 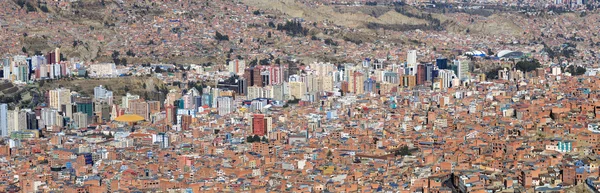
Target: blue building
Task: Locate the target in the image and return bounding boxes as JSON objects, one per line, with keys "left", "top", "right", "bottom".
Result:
{"left": 436, "top": 58, "right": 448, "bottom": 69}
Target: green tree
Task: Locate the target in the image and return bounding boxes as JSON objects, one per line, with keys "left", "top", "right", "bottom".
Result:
{"left": 515, "top": 60, "right": 542, "bottom": 72}
{"left": 22, "top": 47, "right": 27, "bottom": 53}
{"left": 252, "top": 135, "right": 261, "bottom": 142}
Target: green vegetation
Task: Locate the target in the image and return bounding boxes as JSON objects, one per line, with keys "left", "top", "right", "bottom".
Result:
{"left": 485, "top": 67, "right": 503, "bottom": 80}
{"left": 215, "top": 31, "right": 229, "bottom": 41}
{"left": 565, "top": 65, "right": 586, "bottom": 76}
{"left": 246, "top": 135, "right": 263, "bottom": 143}
{"left": 394, "top": 145, "right": 411, "bottom": 156}
{"left": 515, "top": 59, "right": 541, "bottom": 72}
{"left": 276, "top": 20, "right": 308, "bottom": 37}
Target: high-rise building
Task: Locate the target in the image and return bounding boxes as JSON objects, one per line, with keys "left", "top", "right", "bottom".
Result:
{"left": 73, "top": 112, "right": 88, "bottom": 129}
{"left": 217, "top": 97, "right": 233, "bottom": 116}
{"left": 94, "top": 85, "right": 114, "bottom": 105}
{"left": 438, "top": 70, "right": 456, "bottom": 89}
{"left": 129, "top": 100, "right": 149, "bottom": 121}
{"left": 436, "top": 58, "right": 448, "bottom": 69}
{"left": 0, "top": 104, "right": 7, "bottom": 137}
{"left": 75, "top": 97, "right": 94, "bottom": 117}
{"left": 165, "top": 105, "right": 176, "bottom": 126}
{"left": 348, "top": 71, "right": 365, "bottom": 94}
{"left": 49, "top": 88, "right": 71, "bottom": 110}
{"left": 416, "top": 64, "right": 426, "bottom": 85}
{"left": 454, "top": 57, "right": 471, "bottom": 80}
{"left": 407, "top": 50, "right": 417, "bottom": 67}
{"left": 251, "top": 114, "right": 271, "bottom": 136}
{"left": 289, "top": 81, "right": 304, "bottom": 100}
{"left": 121, "top": 93, "right": 140, "bottom": 110}
{"left": 228, "top": 59, "right": 246, "bottom": 75}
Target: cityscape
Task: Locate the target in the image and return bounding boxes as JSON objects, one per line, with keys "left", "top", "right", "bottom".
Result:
{"left": 2, "top": 0, "right": 600, "bottom": 192}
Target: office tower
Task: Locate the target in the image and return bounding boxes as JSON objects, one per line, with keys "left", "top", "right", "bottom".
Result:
{"left": 436, "top": 58, "right": 448, "bottom": 69}
{"left": 244, "top": 67, "right": 255, "bottom": 87}
{"left": 26, "top": 112, "right": 37, "bottom": 130}
{"left": 416, "top": 64, "right": 426, "bottom": 85}
{"left": 426, "top": 63, "right": 434, "bottom": 81}
{"left": 253, "top": 66, "right": 263, "bottom": 87}
{"left": 75, "top": 97, "right": 94, "bottom": 117}
{"left": 364, "top": 78, "right": 375, "bottom": 93}
{"left": 217, "top": 97, "right": 233, "bottom": 115}
{"left": 49, "top": 88, "right": 71, "bottom": 110}
{"left": 407, "top": 50, "right": 417, "bottom": 67}
{"left": 0, "top": 104, "right": 7, "bottom": 137}
{"left": 439, "top": 70, "right": 456, "bottom": 89}
{"left": 454, "top": 57, "right": 471, "bottom": 80}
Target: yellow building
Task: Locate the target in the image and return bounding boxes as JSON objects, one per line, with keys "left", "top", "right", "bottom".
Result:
{"left": 49, "top": 88, "right": 71, "bottom": 110}
{"left": 289, "top": 82, "right": 304, "bottom": 100}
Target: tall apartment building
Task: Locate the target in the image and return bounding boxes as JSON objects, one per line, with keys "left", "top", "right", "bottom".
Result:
{"left": 0, "top": 104, "right": 7, "bottom": 137}
{"left": 228, "top": 59, "right": 246, "bottom": 75}
{"left": 129, "top": 100, "right": 149, "bottom": 121}
{"left": 407, "top": 50, "right": 417, "bottom": 68}
{"left": 217, "top": 97, "right": 234, "bottom": 116}
{"left": 49, "top": 88, "right": 71, "bottom": 110}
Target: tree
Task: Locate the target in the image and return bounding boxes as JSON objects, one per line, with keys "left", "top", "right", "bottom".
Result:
{"left": 154, "top": 67, "right": 163, "bottom": 73}
{"left": 327, "top": 150, "right": 333, "bottom": 158}
{"left": 395, "top": 145, "right": 411, "bottom": 156}
{"left": 261, "top": 136, "right": 268, "bottom": 143}
{"left": 40, "top": 5, "right": 49, "bottom": 12}
{"left": 566, "top": 65, "right": 586, "bottom": 76}
{"left": 246, "top": 136, "right": 254, "bottom": 143}
{"left": 126, "top": 49, "right": 135, "bottom": 57}
{"left": 252, "top": 135, "right": 261, "bottom": 143}
{"left": 142, "top": 82, "right": 147, "bottom": 89}
{"left": 22, "top": 47, "right": 27, "bottom": 53}
{"left": 215, "top": 31, "right": 229, "bottom": 41}
{"left": 267, "top": 31, "right": 272, "bottom": 38}
{"left": 515, "top": 60, "right": 542, "bottom": 72}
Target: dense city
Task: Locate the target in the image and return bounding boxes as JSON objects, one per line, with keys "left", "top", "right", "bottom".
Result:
{"left": 2, "top": 0, "right": 600, "bottom": 193}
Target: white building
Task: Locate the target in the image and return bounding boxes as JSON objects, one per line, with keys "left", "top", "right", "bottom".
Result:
{"left": 88, "top": 63, "right": 117, "bottom": 77}
{"left": 407, "top": 50, "right": 417, "bottom": 68}
{"left": 217, "top": 97, "right": 233, "bottom": 116}
{"left": 227, "top": 59, "right": 245, "bottom": 75}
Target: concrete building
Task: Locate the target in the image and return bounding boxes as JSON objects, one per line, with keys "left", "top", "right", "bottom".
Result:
{"left": 94, "top": 85, "right": 114, "bottom": 105}
{"left": 129, "top": 100, "right": 149, "bottom": 121}
{"left": 49, "top": 88, "right": 71, "bottom": 110}
{"left": 0, "top": 104, "right": 7, "bottom": 137}
{"left": 228, "top": 59, "right": 246, "bottom": 75}
{"left": 217, "top": 97, "right": 234, "bottom": 116}
{"left": 121, "top": 93, "right": 140, "bottom": 110}
{"left": 454, "top": 57, "right": 471, "bottom": 80}
{"left": 73, "top": 112, "right": 88, "bottom": 129}
{"left": 407, "top": 50, "right": 417, "bottom": 68}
